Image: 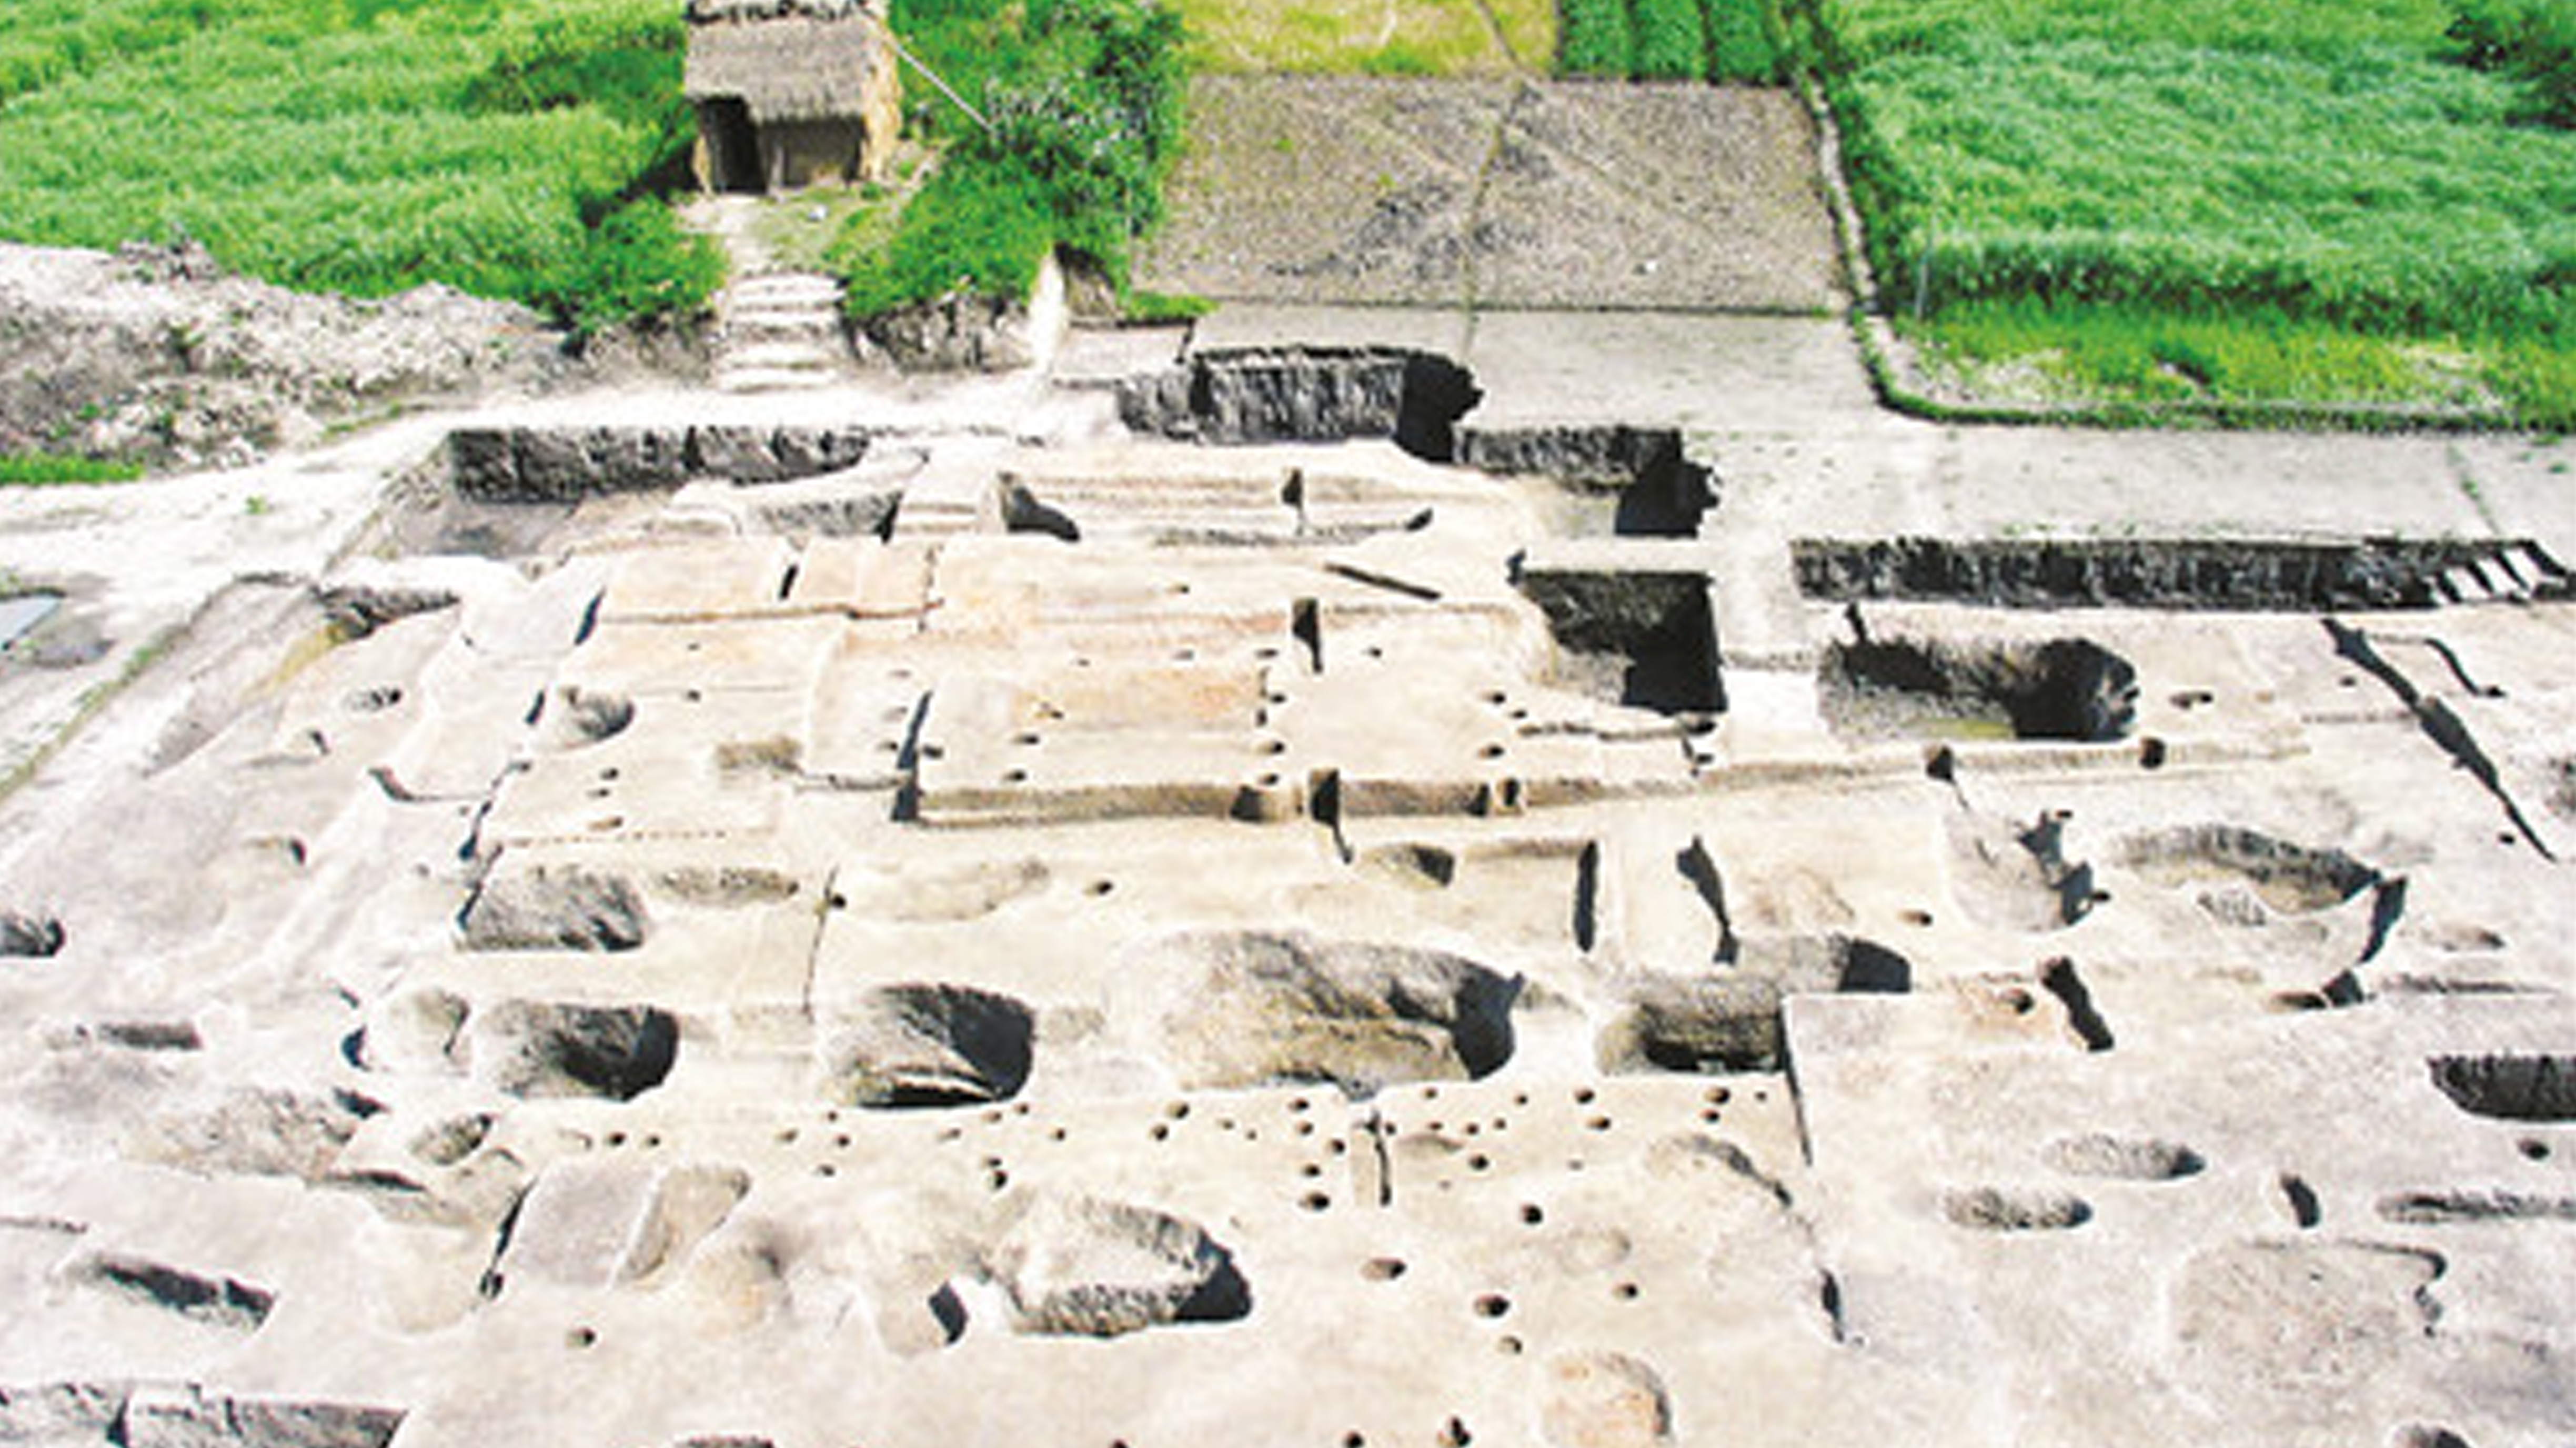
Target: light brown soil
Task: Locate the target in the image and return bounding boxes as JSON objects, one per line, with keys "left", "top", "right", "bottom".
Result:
{"left": 1142, "top": 76, "right": 1844, "bottom": 313}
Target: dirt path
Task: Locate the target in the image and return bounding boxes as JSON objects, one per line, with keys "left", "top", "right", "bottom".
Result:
{"left": 679, "top": 196, "right": 861, "bottom": 392}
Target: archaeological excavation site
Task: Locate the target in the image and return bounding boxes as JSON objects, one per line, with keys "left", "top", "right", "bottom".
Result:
{"left": 2, "top": 320, "right": 2571, "bottom": 1447}
{"left": 0, "top": 18, "right": 2571, "bottom": 1444}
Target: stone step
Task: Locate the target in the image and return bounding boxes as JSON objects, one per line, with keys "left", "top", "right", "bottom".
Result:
{"left": 727, "top": 314, "right": 847, "bottom": 346}
{"left": 726, "top": 335, "right": 844, "bottom": 363}
{"left": 724, "top": 336, "right": 842, "bottom": 363}
{"left": 716, "top": 365, "right": 848, "bottom": 394}
{"left": 729, "top": 301, "right": 843, "bottom": 325}
{"left": 724, "top": 294, "right": 841, "bottom": 320}
{"left": 2466, "top": 556, "right": 2508, "bottom": 598}
{"left": 2494, "top": 544, "right": 2570, "bottom": 599}
{"left": 728, "top": 274, "right": 843, "bottom": 308}
{"left": 2492, "top": 546, "right": 2539, "bottom": 594}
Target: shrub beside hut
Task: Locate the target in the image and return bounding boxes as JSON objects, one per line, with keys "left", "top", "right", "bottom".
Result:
{"left": 682, "top": 0, "right": 901, "bottom": 193}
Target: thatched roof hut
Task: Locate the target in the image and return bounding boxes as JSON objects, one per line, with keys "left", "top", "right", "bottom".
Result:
{"left": 683, "top": 0, "right": 900, "bottom": 192}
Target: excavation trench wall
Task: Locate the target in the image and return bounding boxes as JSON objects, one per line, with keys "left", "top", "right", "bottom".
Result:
{"left": 1795, "top": 537, "right": 2569, "bottom": 610}
{"left": 447, "top": 425, "right": 878, "bottom": 500}
{"left": 1119, "top": 348, "right": 1714, "bottom": 522}
{"left": 1119, "top": 347, "right": 1480, "bottom": 458}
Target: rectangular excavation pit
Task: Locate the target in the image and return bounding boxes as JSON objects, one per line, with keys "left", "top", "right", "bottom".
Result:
{"left": 446, "top": 425, "right": 878, "bottom": 500}
{"left": 1819, "top": 632, "right": 2139, "bottom": 743}
{"left": 1457, "top": 425, "right": 1715, "bottom": 538}
{"left": 1116, "top": 347, "right": 1483, "bottom": 460}
{"left": 1516, "top": 566, "right": 1724, "bottom": 718}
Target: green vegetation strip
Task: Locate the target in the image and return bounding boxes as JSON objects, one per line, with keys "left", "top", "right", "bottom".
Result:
{"left": 1563, "top": 0, "right": 1784, "bottom": 83}
{"left": 0, "top": 454, "right": 147, "bottom": 486}
{"left": 0, "top": 0, "right": 720, "bottom": 333}
{"left": 1164, "top": 0, "right": 1554, "bottom": 76}
{"left": 1800, "top": 0, "right": 2575, "bottom": 427}
{"left": 832, "top": 0, "right": 1186, "bottom": 316}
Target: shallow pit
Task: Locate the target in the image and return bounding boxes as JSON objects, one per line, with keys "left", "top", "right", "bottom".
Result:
{"left": 822, "top": 984, "right": 1037, "bottom": 1108}
{"left": 1516, "top": 568, "right": 1723, "bottom": 718}
{"left": 2428, "top": 1054, "right": 2576, "bottom": 1122}
{"left": 1823, "top": 635, "right": 2137, "bottom": 743}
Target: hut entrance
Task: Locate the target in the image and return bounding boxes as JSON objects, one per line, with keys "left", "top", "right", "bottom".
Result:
{"left": 700, "top": 98, "right": 763, "bottom": 194}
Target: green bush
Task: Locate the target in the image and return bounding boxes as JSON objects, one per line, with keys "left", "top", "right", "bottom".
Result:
{"left": 840, "top": 0, "right": 1187, "bottom": 314}
{"left": 1631, "top": 0, "right": 1706, "bottom": 79}
{"left": 2447, "top": 0, "right": 2576, "bottom": 126}
{"left": 530, "top": 200, "right": 726, "bottom": 335}
{"left": 1558, "top": 0, "right": 1634, "bottom": 75}
{"left": 1703, "top": 0, "right": 1784, "bottom": 82}
{"left": 836, "top": 159, "right": 1057, "bottom": 314}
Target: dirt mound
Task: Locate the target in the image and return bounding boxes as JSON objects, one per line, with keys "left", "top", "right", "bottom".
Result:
{"left": 0, "top": 240, "right": 555, "bottom": 471}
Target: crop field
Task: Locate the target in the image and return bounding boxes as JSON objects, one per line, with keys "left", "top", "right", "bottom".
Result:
{"left": 1162, "top": 0, "right": 1556, "bottom": 76}
{"left": 1808, "top": 0, "right": 2576, "bottom": 424}
{"left": 0, "top": 0, "right": 718, "bottom": 332}
{"left": 1561, "top": 0, "right": 1784, "bottom": 82}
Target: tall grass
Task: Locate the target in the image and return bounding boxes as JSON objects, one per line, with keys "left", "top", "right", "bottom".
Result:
{"left": 1559, "top": 0, "right": 1634, "bottom": 76}
{"left": 1631, "top": 0, "right": 1706, "bottom": 79}
{"left": 2447, "top": 0, "right": 2576, "bottom": 127}
{"left": 836, "top": 0, "right": 1186, "bottom": 315}
{"left": 1703, "top": 0, "right": 1785, "bottom": 82}
{"left": 1562, "top": 0, "right": 1779, "bottom": 83}
{"left": 0, "top": 0, "right": 718, "bottom": 331}
{"left": 1807, "top": 0, "right": 2576, "bottom": 422}
{"left": 1843, "top": 40, "right": 2570, "bottom": 333}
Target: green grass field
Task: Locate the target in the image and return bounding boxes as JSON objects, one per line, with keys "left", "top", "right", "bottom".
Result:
{"left": 1164, "top": 0, "right": 1556, "bottom": 76}
{"left": 1562, "top": 0, "right": 1783, "bottom": 82}
{"left": 829, "top": 0, "right": 1188, "bottom": 316}
{"left": 1807, "top": 0, "right": 2576, "bottom": 425}
{"left": 0, "top": 0, "right": 718, "bottom": 334}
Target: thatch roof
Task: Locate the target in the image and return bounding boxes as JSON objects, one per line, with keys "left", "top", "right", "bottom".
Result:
{"left": 683, "top": 11, "right": 888, "bottom": 123}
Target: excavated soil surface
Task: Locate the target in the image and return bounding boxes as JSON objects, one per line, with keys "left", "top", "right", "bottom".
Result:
{"left": 1139, "top": 77, "right": 1843, "bottom": 313}
{"left": 0, "top": 419, "right": 2569, "bottom": 1447}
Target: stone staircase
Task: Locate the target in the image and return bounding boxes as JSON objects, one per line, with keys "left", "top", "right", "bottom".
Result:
{"left": 2434, "top": 542, "right": 2571, "bottom": 606}
{"left": 715, "top": 270, "right": 857, "bottom": 393}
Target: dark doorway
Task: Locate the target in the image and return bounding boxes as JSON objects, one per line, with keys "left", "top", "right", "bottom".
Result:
{"left": 700, "top": 98, "right": 762, "bottom": 194}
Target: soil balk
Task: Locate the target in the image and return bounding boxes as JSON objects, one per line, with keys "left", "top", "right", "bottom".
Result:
{"left": 1795, "top": 536, "right": 2573, "bottom": 611}
{"left": 1119, "top": 346, "right": 1482, "bottom": 459}
{"left": 446, "top": 425, "right": 879, "bottom": 500}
